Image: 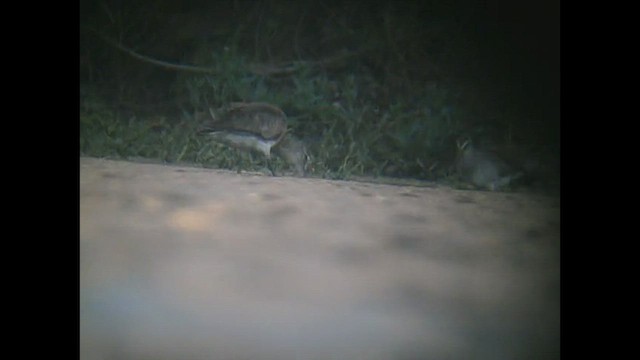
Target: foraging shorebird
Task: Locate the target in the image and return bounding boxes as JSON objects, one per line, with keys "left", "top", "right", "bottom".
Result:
{"left": 198, "top": 102, "right": 289, "bottom": 175}
{"left": 455, "top": 137, "right": 523, "bottom": 191}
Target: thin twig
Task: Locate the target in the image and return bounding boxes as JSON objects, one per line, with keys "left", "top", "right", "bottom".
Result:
{"left": 88, "top": 27, "right": 371, "bottom": 77}
{"left": 91, "top": 29, "right": 219, "bottom": 74}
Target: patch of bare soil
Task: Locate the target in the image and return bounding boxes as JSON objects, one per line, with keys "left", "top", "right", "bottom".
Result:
{"left": 80, "top": 157, "right": 560, "bottom": 360}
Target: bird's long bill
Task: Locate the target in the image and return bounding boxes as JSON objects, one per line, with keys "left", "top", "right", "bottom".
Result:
{"left": 204, "top": 131, "right": 277, "bottom": 157}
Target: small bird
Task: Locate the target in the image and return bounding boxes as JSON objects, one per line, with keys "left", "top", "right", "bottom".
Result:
{"left": 272, "top": 134, "right": 309, "bottom": 177}
{"left": 455, "top": 137, "right": 523, "bottom": 191}
{"left": 198, "top": 102, "right": 288, "bottom": 174}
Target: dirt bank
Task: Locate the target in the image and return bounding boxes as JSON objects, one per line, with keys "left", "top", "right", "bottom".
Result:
{"left": 80, "top": 157, "right": 560, "bottom": 360}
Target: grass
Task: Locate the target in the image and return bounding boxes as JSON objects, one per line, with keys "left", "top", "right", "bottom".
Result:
{"left": 81, "top": 61, "right": 463, "bottom": 181}
{"left": 80, "top": 1, "right": 557, "bottom": 188}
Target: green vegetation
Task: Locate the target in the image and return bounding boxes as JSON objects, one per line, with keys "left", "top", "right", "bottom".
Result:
{"left": 80, "top": 1, "right": 558, "bottom": 185}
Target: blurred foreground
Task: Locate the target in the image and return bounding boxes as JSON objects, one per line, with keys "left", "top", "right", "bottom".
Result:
{"left": 80, "top": 157, "right": 560, "bottom": 360}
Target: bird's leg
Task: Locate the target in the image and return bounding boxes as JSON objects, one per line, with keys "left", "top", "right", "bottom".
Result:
{"left": 266, "top": 157, "right": 277, "bottom": 176}
{"left": 234, "top": 150, "right": 244, "bottom": 174}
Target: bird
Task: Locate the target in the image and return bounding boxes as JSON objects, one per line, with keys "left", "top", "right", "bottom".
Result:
{"left": 197, "top": 102, "right": 289, "bottom": 175}
{"left": 272, "top": 134, "right": 309, "bottom": 177}
{"left": 455, "top": 137, "right": 523, "bottom": 191}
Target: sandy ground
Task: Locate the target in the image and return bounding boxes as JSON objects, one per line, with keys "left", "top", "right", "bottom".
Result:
{"left": 80, "top": 157, "right": 560, "bottom": 360}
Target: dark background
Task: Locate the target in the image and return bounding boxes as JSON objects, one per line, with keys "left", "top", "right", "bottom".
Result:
{"left": 80, "top": 0, "right": 559, "bottom": 183}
